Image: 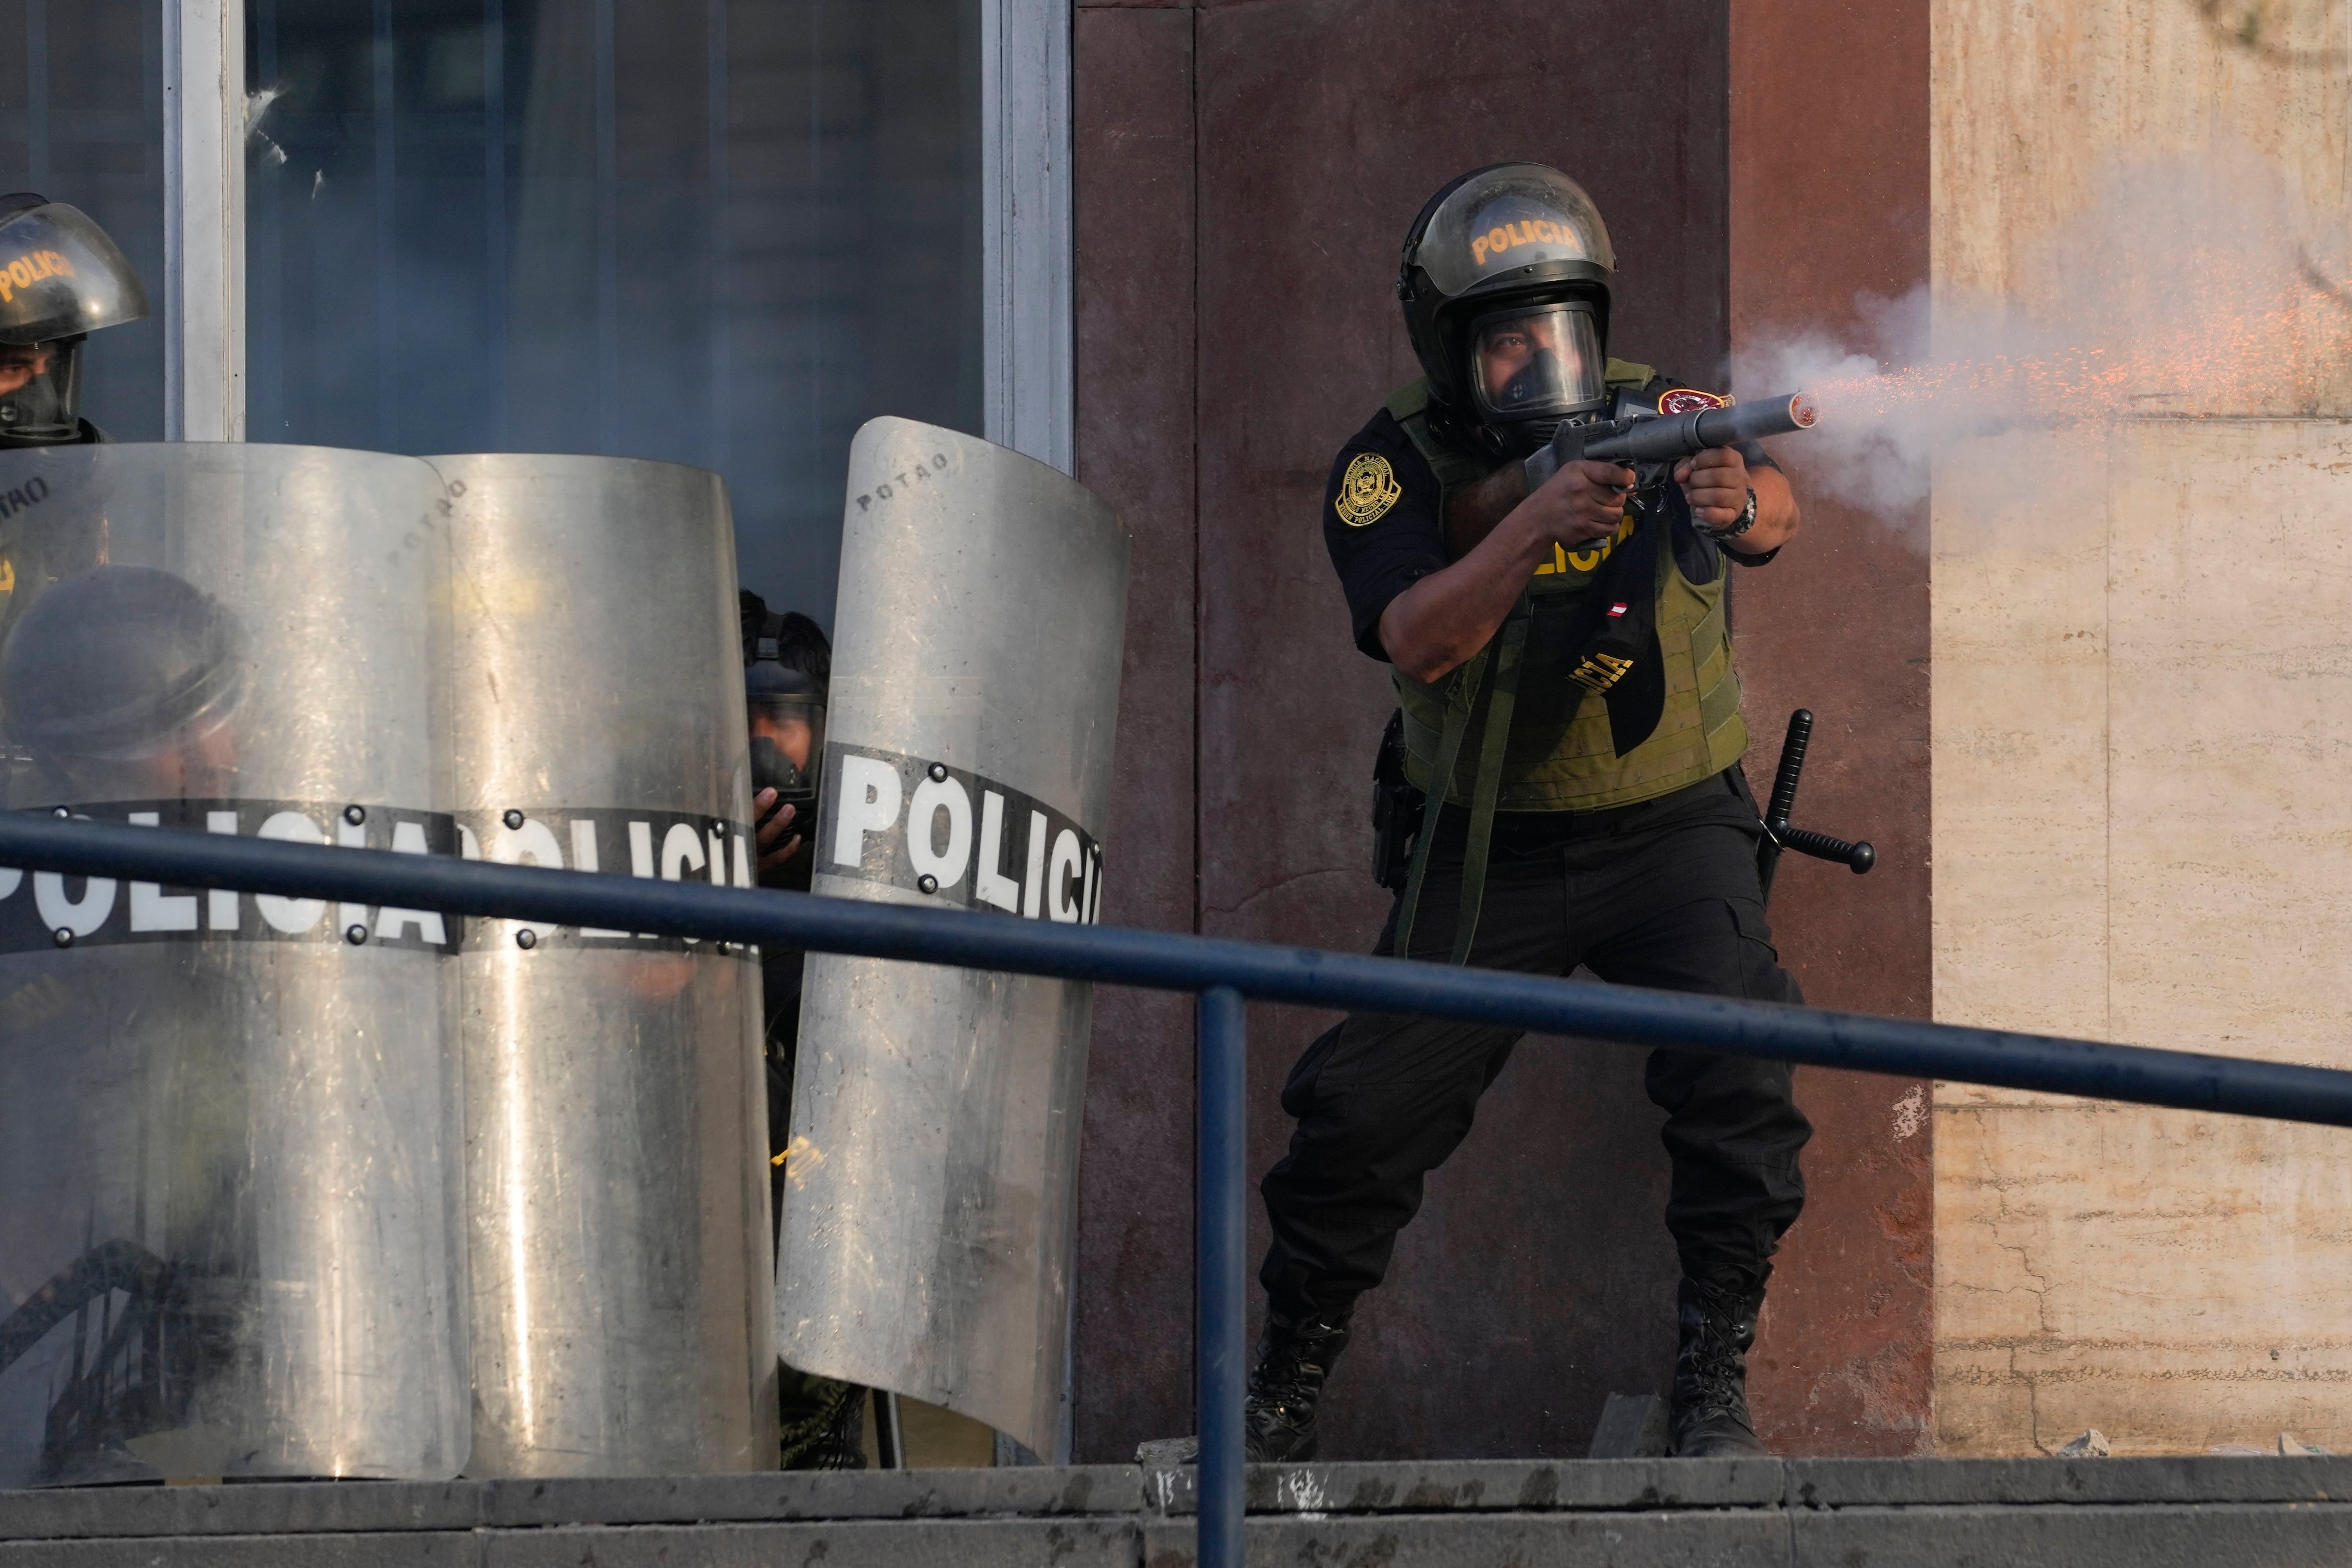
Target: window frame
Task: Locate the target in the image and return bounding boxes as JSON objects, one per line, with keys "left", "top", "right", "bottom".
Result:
{"left": 169, "top": 0, "right": 1073, "bottom": 472}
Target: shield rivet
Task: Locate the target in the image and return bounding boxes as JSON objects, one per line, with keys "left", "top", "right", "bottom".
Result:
{"left": 917, "top": 874, "right": 939, "bottom": 895}
{"left": 928, "top": 762, "right": 948, "bottom": 782}
{"left": 343, "top": 804, "right": 367, "bottom": 826}
{"left": 50, "top": 927, "right": 72, "bottom": 947}
{"left": 503, "top": 809, "right": 525, "bottom": 830}
{"left": 345, "top": 924, "right": 368, "bottom": 945}
{"left": 515, "top": 928, "right": 538, "bottom": 950}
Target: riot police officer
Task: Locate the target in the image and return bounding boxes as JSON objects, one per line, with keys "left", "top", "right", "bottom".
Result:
{"left": 0, "top": 194, "right": 148, "bottom": 449}
{"left": 739, "top": 590, "right": 869, "bottom": 1468}
{"left": 0, "top": 195, "right": 151, "bottom": 692}
{"left": 0, "top": 563, "right": 246, "bottom": 1480}
{"left": 1253, "top": 164, "right": 1814, "bottom": 1460}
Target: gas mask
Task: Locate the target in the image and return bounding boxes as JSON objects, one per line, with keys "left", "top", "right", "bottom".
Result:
{"left": 0, "top": 334, "right": 84, "bottom": 446}
{"left": 747, "top": 661, "right": 825, "bottom": 827}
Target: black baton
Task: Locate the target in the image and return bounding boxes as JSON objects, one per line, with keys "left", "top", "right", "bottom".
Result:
{"left": 1757, "top": 709, "right": 1875, "bottom": 905}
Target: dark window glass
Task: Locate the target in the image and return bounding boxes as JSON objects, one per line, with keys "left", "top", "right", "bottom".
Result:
{"left": 0, "top": 0, "right": 167, "bottom": 442}
{"left": 247, "top": 0, "right": 983, "bottom": 628}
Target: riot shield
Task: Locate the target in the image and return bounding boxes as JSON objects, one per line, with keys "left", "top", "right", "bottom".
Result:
{"left": 779, "top": 418, "right": 1127, "bottom": 1458}
{"left": 0, "top": 443, "right": 468, "bottom": 1484}
{"left": 429, "top": 454, "right": 776, "bottom": 1477}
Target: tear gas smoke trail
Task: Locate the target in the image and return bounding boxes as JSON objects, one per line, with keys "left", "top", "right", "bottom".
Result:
{"left": 1733, "top": 147, "right": 2352, "bottom": 541}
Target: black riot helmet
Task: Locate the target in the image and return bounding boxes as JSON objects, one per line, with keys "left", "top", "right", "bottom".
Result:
{"left": 1397, "top": 164, "right": 1615, "bottom": 450}
{"left": 0, "top": 195, "right": 150, "bottom": 448}
{"left": 0, "top": 565, "right": 244, "bottom": 763}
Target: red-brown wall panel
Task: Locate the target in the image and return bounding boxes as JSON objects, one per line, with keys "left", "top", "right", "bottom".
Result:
{"left": 1728, "top": 0, "right": 1935, "bottom": 1455}
{"left": 1071, "top": 0, "right": 1201, "bottom": 1461}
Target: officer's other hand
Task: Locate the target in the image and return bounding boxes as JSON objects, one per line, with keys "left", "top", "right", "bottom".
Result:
{"left": 1674, "top": 446, "right": 1750, "bottom": 530}
{"left": 755, "top": 788, "right": 803, "bottom": 876}
{"left": 1526, "top": 458, "right": 1636, "bottom": 547}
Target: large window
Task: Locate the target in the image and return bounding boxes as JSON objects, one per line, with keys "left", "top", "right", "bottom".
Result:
{"left": 0, "top": 0, "right": 167, "bottom": 443}
{"left": 246, "top": 0, "right": 986, "bottom": 626}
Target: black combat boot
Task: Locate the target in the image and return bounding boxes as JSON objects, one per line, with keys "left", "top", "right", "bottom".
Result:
{"left": 1669, "top": 1275, "right": 1770, "bottom": 1458}
{"left": 1240, "top": 1308, "right": 1352, "bottom": 1462}
{"left": 789, "top": 1385, "right": 869, "bottom": 1470}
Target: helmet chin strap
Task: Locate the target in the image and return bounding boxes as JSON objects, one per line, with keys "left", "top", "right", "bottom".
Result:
{"left": 1490, "top": 414, "right": 1570, "bottom": 461}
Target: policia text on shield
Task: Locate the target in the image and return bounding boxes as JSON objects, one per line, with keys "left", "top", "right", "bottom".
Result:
{"left": 1240, "top": 162, "right": 1823, "bottom": 1466}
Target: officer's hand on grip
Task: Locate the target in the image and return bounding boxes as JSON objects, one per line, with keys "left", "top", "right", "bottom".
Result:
{"left": 1521, "top": 458, "right": 1637, "bottom": 548}
{"left": 1673, "top": 446, "right": 1751, "bottom": 531}
{"left": 755, "top": 788, "right": 803, "bottom": 878}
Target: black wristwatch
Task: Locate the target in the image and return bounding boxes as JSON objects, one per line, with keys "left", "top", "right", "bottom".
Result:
{"left": 1706, "top": 487, "right": 1758, "bottom": 542}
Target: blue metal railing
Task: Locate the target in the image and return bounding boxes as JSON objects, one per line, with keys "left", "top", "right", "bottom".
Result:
{"left": 4, "top": 812, "right": 2352, "bottom": 1564}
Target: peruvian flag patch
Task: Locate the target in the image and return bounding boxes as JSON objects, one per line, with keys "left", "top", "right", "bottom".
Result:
{"left": 1607, "top": 602, "right": 1629, "bottom": 618}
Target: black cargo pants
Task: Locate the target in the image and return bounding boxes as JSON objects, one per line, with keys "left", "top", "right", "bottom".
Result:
{"left": 1258, "top": 769, "right": 1813, "bottom": 1321}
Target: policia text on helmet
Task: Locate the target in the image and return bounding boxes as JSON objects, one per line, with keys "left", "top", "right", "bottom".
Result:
{"left": 1230, "top": 164, "right": 1813, "bottom": 1468}
{"left": 0, "top": 194, "right": 149, "bottom": 448}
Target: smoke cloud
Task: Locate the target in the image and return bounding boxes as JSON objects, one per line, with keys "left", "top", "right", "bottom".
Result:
{"left": 1733, "top": 143, "right": 2352, "bottom": 548}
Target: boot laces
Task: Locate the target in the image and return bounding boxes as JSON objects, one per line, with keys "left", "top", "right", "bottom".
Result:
{"left": 1679, "top": 1286, "right": 1756, "bottom": 1420}
{"left": 1248, "top": 1318, "right": 1346, "bottom": 1420}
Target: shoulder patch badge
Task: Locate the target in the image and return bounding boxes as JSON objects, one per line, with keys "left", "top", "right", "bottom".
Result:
{"left": 1335, "top": 452, "right": 1403, "bottom": 527}
{"left": 1657, "top": 387, "right": 1732, "bottom": 415}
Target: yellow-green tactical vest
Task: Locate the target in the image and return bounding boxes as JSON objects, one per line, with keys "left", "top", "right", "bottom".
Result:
{"left": 1384, "top": 371, "right": 1749, "bottom": 812}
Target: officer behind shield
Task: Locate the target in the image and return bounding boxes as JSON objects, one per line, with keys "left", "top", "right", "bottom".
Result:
{"left": 1248, "top": 164, "right": 1814, "bottom": 1461}
{"left": 738, "top": 591, "right": 870, "bottom": 1468}
{"left": 0, "top": 564, "right": 245, "bottom": 1477}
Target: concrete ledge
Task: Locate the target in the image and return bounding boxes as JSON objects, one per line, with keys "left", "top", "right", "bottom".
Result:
{"left": 0, "top": 1467, "right": 1145, "bottom": 1541}
{"left": 1141, "top": 1455, "right": 1781, "bottom": 1513}
{"left": 1787, "top": 1454, "right": 2352, "bottom": 1507}
{"left": 1790, "top": 1503, "right": 2352, "bottom": 1568}
{"left": 5, "top": 1457, "right": 2352, "bottom": 1567}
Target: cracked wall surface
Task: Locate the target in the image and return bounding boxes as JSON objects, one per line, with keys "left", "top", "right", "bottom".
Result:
{"left": 1932, "top": 0, "right": 2352, "bottom": 1455}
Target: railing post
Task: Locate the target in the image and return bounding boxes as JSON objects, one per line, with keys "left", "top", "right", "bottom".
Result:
{"left": 1197, "top": 984, "right": 1247, "bottom": 1568}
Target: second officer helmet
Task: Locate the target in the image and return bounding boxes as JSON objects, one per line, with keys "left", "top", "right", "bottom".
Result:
{"left": 0, "top": 195, "right": 150, "bottom": 447}
{"left": 1397, "top": 164, "right": 1614, "bottom": 440}
{"left": 0, "top": 565, "right": 244, "bottom": 763}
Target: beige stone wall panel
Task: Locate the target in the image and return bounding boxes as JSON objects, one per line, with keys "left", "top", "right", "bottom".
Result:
{"left": 1931, "top": 432, "right": 2112, "bottom": 1056}
{"left": 1934, "top": 0, "right": 2352, "bottom": 1456}
{"left": 1932, "top": 0, "right": 2352, "bottom": 417}
{"left": 1935, "top": 417, "right": 2352, "bottom": 1453}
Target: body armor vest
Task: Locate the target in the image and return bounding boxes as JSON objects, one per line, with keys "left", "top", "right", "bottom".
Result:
{"left": 1383, "top": 371, "right": 1748, "bottom": 814}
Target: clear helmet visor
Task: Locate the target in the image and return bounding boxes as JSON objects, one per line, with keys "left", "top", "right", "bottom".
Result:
{"left": 747, "top": 690, "right": 825, "bottom": 804}
{"left": 0, "top": 333, "right": 82, "bottom": 442}
{"left": 1468, "top": 305, "right": 1605, "bottom": 422}
{"left": 1414, "top": 164, "right": 1613, "bottom": 297}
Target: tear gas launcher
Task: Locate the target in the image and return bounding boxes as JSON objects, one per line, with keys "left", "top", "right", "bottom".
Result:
{"left": 1520, "top": 390, "right": 1820, "bottom": 493}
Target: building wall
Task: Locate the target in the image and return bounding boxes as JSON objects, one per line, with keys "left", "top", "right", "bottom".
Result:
{"left": 1073, "top": 0, "right": 1936, "bottom": 1461}
{"left": 1931, "top": 0, "right": 2352, "bottom": 1454}
{"left": 1729, "top": 0, "right": 1936, "bottom": 1456}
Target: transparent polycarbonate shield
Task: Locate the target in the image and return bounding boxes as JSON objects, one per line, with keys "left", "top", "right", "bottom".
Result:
{"left": 0, "top": 442, "right": 467, "bottom": 1486}
{"left": 429, "top": 453, "right": 776, "bottom": 1477}
{"left": 779, "top": 417, "right": 1127, "bottom": 1458}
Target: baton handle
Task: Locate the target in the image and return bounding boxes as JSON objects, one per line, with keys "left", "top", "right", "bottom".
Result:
{"left": 1777, "top": 826, "right": 1875, "bottom": 875}
{"left": 1766, "top": 709, "right": 1812, "bottom": 829}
